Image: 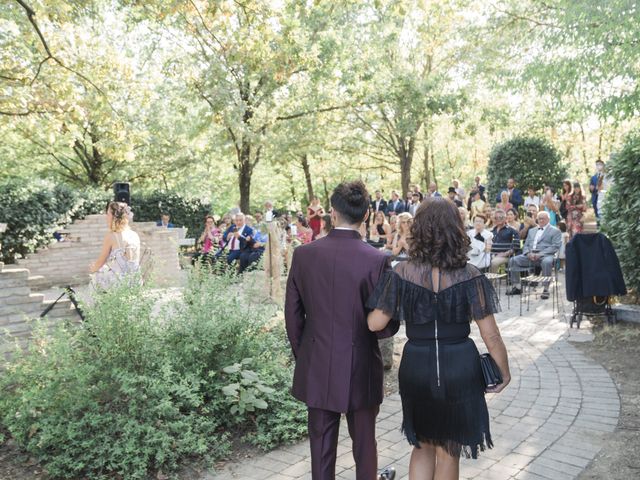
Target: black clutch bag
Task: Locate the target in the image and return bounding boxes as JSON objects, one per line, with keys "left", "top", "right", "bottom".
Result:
{"left": 480, "top": 353, "right": 503, "bottom": 389}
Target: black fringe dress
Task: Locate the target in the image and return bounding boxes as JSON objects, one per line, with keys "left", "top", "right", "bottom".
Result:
{"left": 367, "top": 261, "right": 501, "bottom": 459}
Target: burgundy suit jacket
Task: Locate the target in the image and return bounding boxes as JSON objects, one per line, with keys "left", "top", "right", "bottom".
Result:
{"left": 285, "top": 228, "right": 400, "bottom": 413}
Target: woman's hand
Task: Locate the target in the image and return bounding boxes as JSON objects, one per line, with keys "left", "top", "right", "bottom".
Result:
{"left": 486, "top": 374, "right": 511, "bottom": 394}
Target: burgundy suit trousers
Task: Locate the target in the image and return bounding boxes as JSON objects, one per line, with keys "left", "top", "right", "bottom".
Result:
{"left": 308, "top": 405, "right": 379, "bottom": 480}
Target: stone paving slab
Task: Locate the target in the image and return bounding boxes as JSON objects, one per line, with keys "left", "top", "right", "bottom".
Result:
{"left": 208, "top": 278, "right": 620, "bottom": 480}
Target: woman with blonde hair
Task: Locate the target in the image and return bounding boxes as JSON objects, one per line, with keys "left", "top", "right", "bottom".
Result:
{"left": 391, "top": 212, "right": 413, "bottom": 257}
{"left": 90, "top": 201, "right": 141, "bottom": 288}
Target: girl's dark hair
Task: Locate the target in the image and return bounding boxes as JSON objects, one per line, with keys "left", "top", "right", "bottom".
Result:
{"left": 409, "top": 198, "right": 470, "bottom": 270}
{"left": 507, "top": 208, "right": 518, "bottom": 217}
{"left": 205, "top": 215, "right": 214, "bottom": 222}
{"left": 330, "top": 180, "right": 370, "bottom": 224}
{"left": 297, "top": 215, "right": 309, "bottom": 228}
{"left": 562, "top": 180, "right": 572, "bottom": 193}
{"left": 321, "top": 214, "right": 332, "bottom": 233}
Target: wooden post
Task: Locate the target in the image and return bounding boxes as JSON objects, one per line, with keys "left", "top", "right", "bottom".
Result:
{"left": 265, "top": 221, "right": 283, "bottom": 303}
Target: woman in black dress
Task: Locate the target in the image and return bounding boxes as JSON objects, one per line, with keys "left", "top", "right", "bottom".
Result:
{"left": 367, "top": 197, "right": 510, "bottom": 480}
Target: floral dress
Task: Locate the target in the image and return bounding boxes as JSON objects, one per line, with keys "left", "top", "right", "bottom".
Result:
{"left": 566, "top": 193, "right": 586, "bottom": 237}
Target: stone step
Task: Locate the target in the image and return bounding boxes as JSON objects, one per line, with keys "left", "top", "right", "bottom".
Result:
{"left": 28, "top": 275, "right": 47, "bottom": 288}
{"left": 0, "top": 268, "right": 30, "bottom": 279}
{"left": 0, "top": 286, "right": 31, "bottom": 300}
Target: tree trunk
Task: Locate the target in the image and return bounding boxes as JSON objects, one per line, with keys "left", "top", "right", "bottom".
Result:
{"left": 300, "top": 154, "right": 314, "bottom": 201}
{"left": 238, "top": 141, "right": 252, "bottom": 214}
{"left": 322, "top": 176, "right": 330, "bottom": 210}
{"left": 398, "top": 135, "right": 415, "bottom": 198}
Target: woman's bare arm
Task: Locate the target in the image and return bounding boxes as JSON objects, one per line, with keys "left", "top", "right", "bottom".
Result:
{"left": 89, "top": 234, "right": 113, "bottom": 273}
{"left": 368, "top": 308, "right": 392, "bottom": 332}
{"left": 476, "top": 314, "right": 511, "bottom": 393}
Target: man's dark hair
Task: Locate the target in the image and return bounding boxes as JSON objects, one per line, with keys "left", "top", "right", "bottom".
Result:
{"left": 330, "top": 180, "right": 370, "bottom": 224}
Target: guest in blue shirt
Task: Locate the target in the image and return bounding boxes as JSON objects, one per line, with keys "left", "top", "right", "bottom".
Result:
{"left": 157, "top": 213, "right": 175, "bottom": 228}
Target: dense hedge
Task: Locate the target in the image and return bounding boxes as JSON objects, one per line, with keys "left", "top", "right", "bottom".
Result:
{"left": 487, "top": 136, "right": 567, "bottom": 199}
{"left": 0, "top": 181, "right": 111, "bottom": 263}
{"left": 130, "top": 190, "right": 211, "bottom": 238}
{"left": 0, "top": 271, "right": 307, "bottom": 478}
{"left": 0, "top": 181, "right": 212, "bottom": 263}
{"left": 601, "top": 129, "right": 640, "bottom": 295}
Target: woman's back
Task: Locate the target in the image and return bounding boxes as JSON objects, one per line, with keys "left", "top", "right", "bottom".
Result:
{"left": 371, "top": 261, "right": 499, "bottom": 342}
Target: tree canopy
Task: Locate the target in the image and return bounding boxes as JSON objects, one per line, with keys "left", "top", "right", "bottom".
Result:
{"left": 1, "top": 0, "right": 638, "bottom": 212}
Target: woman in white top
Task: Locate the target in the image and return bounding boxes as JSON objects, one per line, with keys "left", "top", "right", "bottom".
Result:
{"left": 467, "top": 214, "right": 492, "bottom": 270}
{"left": 90, "top": 202, "right": 141, "bottom": 288}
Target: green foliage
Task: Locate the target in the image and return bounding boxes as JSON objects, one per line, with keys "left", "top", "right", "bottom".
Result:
{"left": 487, "top": 136, "right": 567, "bottom": 198}
{"left": 0, "top": 271, "right": 306, "bottom": 478}
{"left": 601, "top": 129, "right": 640, "bottom": 295}
{"left": 130, "top": 190, "right": 211, "bottom": 238}
{"left": 0, "top": 180, "right": 110, "bottom": 263}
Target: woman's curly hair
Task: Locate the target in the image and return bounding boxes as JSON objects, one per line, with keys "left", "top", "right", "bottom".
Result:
{"left": 106, "top": 201, "right": 131, "bottom": 233}
{"left": 409, "top": 197, "right": 470, "bottom": 270}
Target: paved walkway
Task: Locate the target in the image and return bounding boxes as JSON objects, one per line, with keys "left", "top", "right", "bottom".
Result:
{"left": 208, "top": 278, "right": 620, "bottom": 480}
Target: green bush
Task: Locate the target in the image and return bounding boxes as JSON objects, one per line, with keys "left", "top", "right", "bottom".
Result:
{"left": 0, "top": 271, "right": 306, "bottom": 478}
{"left": 130, "top": 190, "right": 211, "bottom": 237}
{"left": 487, "top": 136, "right": 567, "bottom": 199}
{"left": 601, "top": 129, "right": 640, "bottom": 295}
{"left": 0, "top": 180, "right": 211, "bottom": 263}
{"left": 0, "top": 180, "right": 110, "bottom": 263}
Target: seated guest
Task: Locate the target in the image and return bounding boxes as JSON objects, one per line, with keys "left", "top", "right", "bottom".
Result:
{"left": 506, "top": 211, "right": 562, "bottom": 299}
{"left": 447, "top": 186, "right": 463, "bottom": 207}
{"left": 506, "top": 208, "right": 523, "bottom": 233}
{"left": 239, "top": 215, "right": 267, "bottom": 273}
{"left": 490, "top": 209, "right": 519, "bottom": 272}
{"left": 391, "top": 212, "right": 412, "bottom": 257}
{"left": 495, "top": 177, "right": 523, "bottom": 209}
{"left": 222, "top": 213, "right": 255, "bottom": 265}
{"left": 467, "top": 214, "right": 492, "bottom": 270}
{"left": 296, "top": 215, "right": 314, "bottom": 244}
{"left": 193, "top": 215, "right": 221, "bottom": 265}
{"left": 496, "top": 190, "right": 513, "bottom": 212}
{"left": 316, "top": 214, "right": 332, "bottom": 239}
{"left": 157, "top": 213, "right": 174, "bottom": 228}
{"left": 524, "top": 187, "right": 540, "bottom": 209}
{"left": 520, "top": 204, "right": 539, "bottom": 239}
{"left": 458, "top": 206, "right": 472, "bottom": 230}
{"left": 371, "top": 210, "right": 392, "bottom": 246}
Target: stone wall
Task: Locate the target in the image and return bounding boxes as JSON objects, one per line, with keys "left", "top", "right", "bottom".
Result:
{"left": 0, "top": 262, "right": 77, "bottom": 361}
{"left": 17, "top": 214, "right": 181, "bottom": 290}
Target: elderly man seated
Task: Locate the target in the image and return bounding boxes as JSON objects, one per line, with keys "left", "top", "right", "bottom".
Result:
{"left": 506, "top": 211, "right": 562, "bottom": 300}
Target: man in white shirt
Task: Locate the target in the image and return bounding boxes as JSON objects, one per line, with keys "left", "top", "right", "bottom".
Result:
{"left": 523, "top": 187, "right": 540, "bottom": 209}
{"left": 453, "top": 179, "right": 465, "bottom": 202}
{"left": 408, "top": 193, "right": 420, "bottom": 216}
{"left": 506, "top": 211, "right": 562, "bottom": 299}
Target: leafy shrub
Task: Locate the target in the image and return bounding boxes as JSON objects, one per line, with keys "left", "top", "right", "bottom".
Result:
{"left": 487, "top": 136, "right": 567, "bottom": 199}
{"left": 601, "top": 129, "right": 640, "bottom": 295}
{"left": 130, "top": 190, "right": 211, "bottom": 238}
{"left": 0, "top": 180, "right": 109, "bottom": 263}
{"left": 0, "top": 179, "right": 210, "bottom": 263}
{"left": 0, "top": 271, "right": 306, "bottom": 478}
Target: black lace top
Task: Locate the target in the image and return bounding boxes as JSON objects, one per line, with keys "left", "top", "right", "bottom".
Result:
{"left": 367, "top": 261, "right": 500, "bottom": 342}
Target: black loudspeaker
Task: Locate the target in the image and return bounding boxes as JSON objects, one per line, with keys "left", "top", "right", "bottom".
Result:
{"left": 113, "top": 182, "right": 131, "bottom": 205}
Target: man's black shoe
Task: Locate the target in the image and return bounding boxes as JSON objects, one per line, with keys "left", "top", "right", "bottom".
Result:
{"left": 378, "top": 466, "right": 396, "bottom": 480}
{"left": 506, "top": 287, "right": 522, "bottom": 296}
{"left": 541, "top": 290, "right": 550, "bottom": 300}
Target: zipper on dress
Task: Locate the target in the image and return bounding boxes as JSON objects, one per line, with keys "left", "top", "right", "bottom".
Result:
{"left": 434, "top": 292, "right": 440, "bottom": 387}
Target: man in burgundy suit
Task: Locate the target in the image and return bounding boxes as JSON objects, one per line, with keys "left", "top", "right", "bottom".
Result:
{"left": 285, "top": 181, "right": 397, "bottom": 480}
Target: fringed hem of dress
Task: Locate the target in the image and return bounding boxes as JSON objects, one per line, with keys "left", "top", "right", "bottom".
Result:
{"left": 402, "top": 429, "right": 494, "bottom": 459}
